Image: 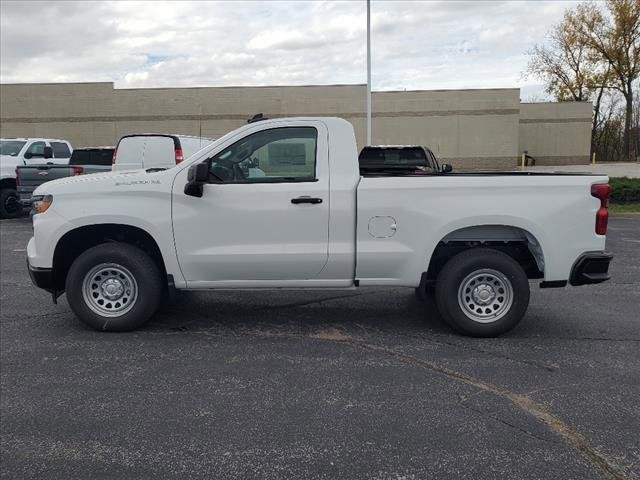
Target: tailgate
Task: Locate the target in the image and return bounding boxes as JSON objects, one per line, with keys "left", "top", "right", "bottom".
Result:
{"left": 17, "top": 165, "right": 72, "bottom": 203}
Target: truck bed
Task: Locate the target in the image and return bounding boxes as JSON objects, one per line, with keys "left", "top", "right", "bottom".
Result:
{"left": 360, "top": 171, "right": 601, "bottom": 177}
{"left": 355, "top": 173, "right": 607, "bottom": 286}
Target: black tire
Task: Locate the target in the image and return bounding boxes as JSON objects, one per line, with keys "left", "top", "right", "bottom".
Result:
{"left": 0, "top": 188, "right": 22, "bottom": 219}
{"left": 434, "top": 248, "right": 530, "bottom": 337}
{"left": 65, "top": 242, "right": 163, "bottom": 332}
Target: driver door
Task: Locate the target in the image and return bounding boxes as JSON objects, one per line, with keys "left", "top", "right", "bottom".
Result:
{"left": 172, "top": 121, "right": 330, "bottom": 286}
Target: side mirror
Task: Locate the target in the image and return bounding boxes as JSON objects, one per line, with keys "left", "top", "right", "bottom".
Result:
{"left": 441, "top": 163, "right": 453, "bottom": 173}
{"left": 184, "top": 162, "right": 209, "bottom": 197}
{"left": 24, "top": 151, "right": 33, "bottom": 159}
{"left": 43, "top": 146, "right": 53, "bottom": 159}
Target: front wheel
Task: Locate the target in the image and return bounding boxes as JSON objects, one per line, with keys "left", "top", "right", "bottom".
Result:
{"left": 65, "top": 243, "right": 163, "bottom": 332}
{"left": 434, "top": 248, "right": 530, "bottom": 337}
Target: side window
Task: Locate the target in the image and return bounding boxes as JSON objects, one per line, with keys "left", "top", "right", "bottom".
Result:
{"left": 69, "top": 150, "right": 90, "bottom": 166}
{"left": 208, "top": 127, "right": 317, "bottom": 183}
{"left": 25, "top": 141, "right": 45, "bottom": 156}
{"left": 51, "top": 142, "right": 71, "bottom": 158}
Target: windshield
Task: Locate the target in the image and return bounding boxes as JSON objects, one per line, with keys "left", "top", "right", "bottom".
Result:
{"left": 0, "top": 140, "right": 26, "bottom": 156}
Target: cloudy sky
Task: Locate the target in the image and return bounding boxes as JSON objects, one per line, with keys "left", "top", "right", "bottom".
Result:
{"left": 0, "top": 0, "right": 579, "bottom": 98}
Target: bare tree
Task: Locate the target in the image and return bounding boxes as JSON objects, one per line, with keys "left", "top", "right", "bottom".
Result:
{"left": 527, "top": 10, "right": 612, "bottom": 154}
{"left": 632, "top": 80, "right": 640, "bottom": 158}
{"left": 569, "top": 0, "right": 640, "bottom": 161}
{"left": 593, "top": 91, "right": 625, "bottom": 160}
{"left": 528, "top": 17, "right": 595, "bottom": 101}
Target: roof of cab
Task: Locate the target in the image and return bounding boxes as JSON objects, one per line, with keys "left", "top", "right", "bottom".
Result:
{"left": 0, "top": 138, "right": 71, "bottom": 142}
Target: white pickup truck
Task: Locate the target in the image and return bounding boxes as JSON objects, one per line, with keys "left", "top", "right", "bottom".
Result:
{"left": 26, "top": 117, "right": 613, "bottom": 337}
{"left": 0, "top": 138, "right": 73, "bottom": 218}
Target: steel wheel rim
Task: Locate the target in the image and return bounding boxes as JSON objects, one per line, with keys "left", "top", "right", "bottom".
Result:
{"left": 82, "top": 263, "right": 138, "bottom": 317}
{"left": 457, "top": 268, "right": 513, "bottom": 323}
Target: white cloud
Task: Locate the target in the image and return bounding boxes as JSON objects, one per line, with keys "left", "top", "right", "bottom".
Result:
{"left": 0, "top": 0, "right": 576, "bottom": 93}
{"left": 247, "top": 30, "right": 326, "bottom": 51}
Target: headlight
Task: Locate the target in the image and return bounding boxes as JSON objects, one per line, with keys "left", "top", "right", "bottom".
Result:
{"left": 32, "top": 195, "right": 53, "bottom": 214}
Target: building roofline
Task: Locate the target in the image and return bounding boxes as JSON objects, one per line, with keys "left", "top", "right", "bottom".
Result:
{"left": 1, "top": 81, "right": 521, "bottom": 94}
{"left": 520, "top": 101, "right": 593, "bottom": 105}
{"left": 0, "top": 81, "right": 366, "bottom": 90}
{"left": 114, "top": 83, "right": 367, "bottom": 91}
{"left": 0, "top": 81, "right": 114, "bottom": 87}
{"left": 376, "top": 87, "right": 520, "bottom": 94}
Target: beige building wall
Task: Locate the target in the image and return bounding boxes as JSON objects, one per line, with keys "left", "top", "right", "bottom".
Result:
{"left": 0, "top": 82, "right": 367, "bottom": 148}
{"left": 1, "top": 82, "right": 591, "bottom": 169}
{"left": 373, "top": 89, "right": 520, "bottom": 169}
{"left": 519, "top": 102, "right": 592, "bottom": 165}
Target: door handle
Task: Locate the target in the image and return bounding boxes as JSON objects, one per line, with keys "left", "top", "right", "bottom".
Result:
{"left": 291, "top": 196, "right": 323, "bottom": 205}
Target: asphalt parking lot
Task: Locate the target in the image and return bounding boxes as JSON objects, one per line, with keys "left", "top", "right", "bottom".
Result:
{"left": 1, "top": 216, "right": 639, "bottom": 480}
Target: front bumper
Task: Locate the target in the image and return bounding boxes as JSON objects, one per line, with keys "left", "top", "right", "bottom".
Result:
{"left": 569, "top": 252, "right": 613, "bottom": 286}
{"left": 27, "top": 259, "right": 55, "bottom": 293}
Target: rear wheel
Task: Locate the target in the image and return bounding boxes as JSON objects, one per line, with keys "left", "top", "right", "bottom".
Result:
{"left": 65, "top": 243, "right": 162, "bottom": 331}
{"left": 434, "top": 248, "right": 530, "bottom": 337}
{"left": 0, "top": 188, "right": 22, "bottom": 219}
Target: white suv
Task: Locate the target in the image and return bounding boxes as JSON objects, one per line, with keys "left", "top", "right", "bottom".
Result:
{"left": 0, "top": 138, "right": 73, "bottom": 218}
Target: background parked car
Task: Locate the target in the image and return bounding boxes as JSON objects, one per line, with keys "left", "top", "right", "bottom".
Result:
{"left": 16, "top": 147, "right": 114, "bottom": 209}
{"left": 0, "top": 138, "right": 73, "bottom": 218}
{"left": 112, "top": 134, "right": 214, "bottom": 171}
{"left": 358, "top": 145, "right": 446, "bottom": 175}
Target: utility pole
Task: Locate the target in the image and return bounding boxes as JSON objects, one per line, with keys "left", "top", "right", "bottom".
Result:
{"left": 366, "top": 0, "right": 372, "bottom": 146}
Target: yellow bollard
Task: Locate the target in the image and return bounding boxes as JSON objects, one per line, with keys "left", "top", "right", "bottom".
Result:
{"left": 592, "top": 152, "right": 596, "bottom": 164}
{"left": 521, "top": 152, "right": 526, "bottom": 171}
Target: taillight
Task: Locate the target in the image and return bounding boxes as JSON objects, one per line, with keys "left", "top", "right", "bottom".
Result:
{"left": 175, "top": 148, "right": 184, "bottom": 164}
{"left": 591, "top": 183, "right": 611, "bottom": 235}
{"left": 112, "top": 148, "right": 117, "bottom": 165}
{"left": 15, "top": 168, "right": 19, "bottom": 187}
{"left": 73, "top": 167, "right": 84, "bottom": 176}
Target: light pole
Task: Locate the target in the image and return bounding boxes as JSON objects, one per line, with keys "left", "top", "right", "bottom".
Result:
{"left": 366, "top": 0, "right": 372, "bottom": 146}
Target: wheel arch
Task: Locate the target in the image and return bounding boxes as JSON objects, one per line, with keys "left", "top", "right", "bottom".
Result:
{"left": 424, "top": 224, "right": 545, "bottom": 283}
{"left": 52, "top": 223, "right": 167, "bottom": 291}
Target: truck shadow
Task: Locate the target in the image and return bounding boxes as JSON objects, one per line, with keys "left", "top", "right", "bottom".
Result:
{"left": 150, "top": 288, "right": 453, "bottom": 337}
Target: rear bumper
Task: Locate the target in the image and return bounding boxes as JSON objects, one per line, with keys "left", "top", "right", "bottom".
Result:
{"left": 27, "top": 259, "right": 55, "bottom": 293}
{"left": 569, "top": 252, "right": 613, "bottom": 286}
